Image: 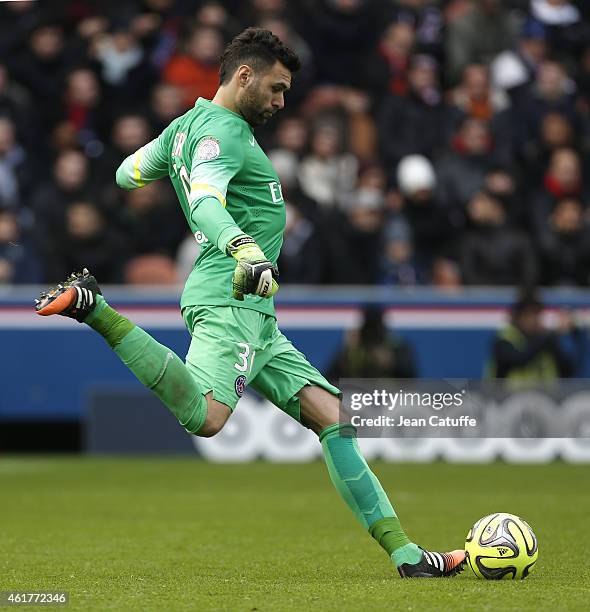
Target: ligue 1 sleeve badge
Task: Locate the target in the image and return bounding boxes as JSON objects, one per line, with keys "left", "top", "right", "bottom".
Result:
{"left": 234, "top": 375, "right": 247, "bottom": 397}
{"left": 197, "top": 136, "right": 220, "bottom": 160}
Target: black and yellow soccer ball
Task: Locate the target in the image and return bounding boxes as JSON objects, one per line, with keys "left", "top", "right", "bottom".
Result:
{"left": 465, "top": 512, "right": 538, "bottom": 580}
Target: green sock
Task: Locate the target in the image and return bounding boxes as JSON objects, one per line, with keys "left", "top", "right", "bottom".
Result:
{"left": 84, "top": 295, "right": 134, "bottom": 348}
{"left": 84, "top": 295, "right": 207, "bottom": 433}
{"left": 319, "top": 423, "right": 421, "bottom": 566}
{"left": 370, "top": 518, "right": 422, "bottom": 567}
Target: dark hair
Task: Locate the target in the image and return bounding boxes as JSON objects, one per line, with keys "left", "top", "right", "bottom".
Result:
{"left": 511, "top": 292, "right": 543, "bottom": 319}
{"left": 219, "top": 27, "right": 300, "bottom": 85}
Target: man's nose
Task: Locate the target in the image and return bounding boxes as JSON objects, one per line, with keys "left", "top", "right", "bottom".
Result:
{"left": 273, "top": 94, "right": 284, "bottom": 110}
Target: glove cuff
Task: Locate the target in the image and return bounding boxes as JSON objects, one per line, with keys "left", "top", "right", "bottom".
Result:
{"left": 227, "top": 234, "right": 266, "bottom": 262}
{"left": 226, "top": 234, "right": 256, "bottom": 256}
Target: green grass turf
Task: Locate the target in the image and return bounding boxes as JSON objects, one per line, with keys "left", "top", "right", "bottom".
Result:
{"left": 1, "top": 459, "right": 588, "bottom": 611}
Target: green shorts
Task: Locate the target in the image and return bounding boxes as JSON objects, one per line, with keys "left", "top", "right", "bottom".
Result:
{"left": 182, "top": 305, "right": 340, "bottom": 423}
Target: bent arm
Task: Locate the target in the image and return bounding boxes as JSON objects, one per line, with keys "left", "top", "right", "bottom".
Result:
{"left": 188, "top": 125, "right": 247, "bottom": 253}
{"left": 191, "top": 196, "right": 243, "bottom": 254}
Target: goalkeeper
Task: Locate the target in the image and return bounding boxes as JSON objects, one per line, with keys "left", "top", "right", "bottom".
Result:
{"left": 35, "top": 28, "right": 464, "bottom": 578}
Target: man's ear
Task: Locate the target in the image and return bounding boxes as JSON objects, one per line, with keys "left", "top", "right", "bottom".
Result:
{"left": 237, "top": 65, "right": 252, "bottom": 87}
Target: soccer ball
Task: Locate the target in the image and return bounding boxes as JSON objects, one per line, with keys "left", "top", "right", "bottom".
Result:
{"left": 465, "top": 512, "right": 538, "bottom": 580}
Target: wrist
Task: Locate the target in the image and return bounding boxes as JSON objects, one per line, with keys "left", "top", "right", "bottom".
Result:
{"left": 227, "top": 235, "right": 265, "bottom": 261}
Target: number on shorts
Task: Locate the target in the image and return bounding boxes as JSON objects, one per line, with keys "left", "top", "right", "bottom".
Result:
{"left": 234, "top": 342, "right": 255, "bottom": 373}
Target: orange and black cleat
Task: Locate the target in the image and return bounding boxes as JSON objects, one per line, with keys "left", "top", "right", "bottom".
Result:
{"left": 35, "top": 268, "right": 101, "bottom": 323}
{"left": 398, "top": 547, "right": 466, "bottom": 578}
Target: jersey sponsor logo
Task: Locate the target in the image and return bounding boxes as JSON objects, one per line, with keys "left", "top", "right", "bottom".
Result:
{"left": 268, "top": 181, "right": 283, "bottom": 204}
{"left": 234, "top": 375, "right": 247, "bottom": 397}
{"left": 197, "top": 136, "right": 221, "bottom": 160}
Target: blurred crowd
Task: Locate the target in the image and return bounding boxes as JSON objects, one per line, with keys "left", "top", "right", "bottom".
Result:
{"left": 1, "top": 0, "right": 589, "bottom": 288}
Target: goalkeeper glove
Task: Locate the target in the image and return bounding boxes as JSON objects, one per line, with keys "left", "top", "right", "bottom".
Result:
{"left": 226, "top": 235, "right": 279, "bottom": 301}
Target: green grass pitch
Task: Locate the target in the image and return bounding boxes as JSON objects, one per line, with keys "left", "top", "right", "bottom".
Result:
{"left": 1, "top": 459, "right": 588, "bottom": 611}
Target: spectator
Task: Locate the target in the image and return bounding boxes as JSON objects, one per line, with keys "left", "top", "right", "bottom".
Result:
{"left": 61, "top": 67, "right": 105, "bottom": 154}
{"left": 8, "top": 23, "right": 69, "bottom": 132}
{"left": 148, "top": 82, "right": 184, "bottom": 134}
{"left": 0, "top": 63, "right": 35, "bottom": 149}
{"left": 29, "top": 148, "right": 95, "bottom": 263}
{"left": 299, "top": 0, "right": 387, "bottom": 92}
{"left": 195, "top": 1, "right": 242, "bottom": 40}
{"left": 340, "top": 186, "right": 385, "bottom": 284}
{"left": 239, "top": 0, "right": 289, "bottom": 24}
{"left": 119, "top": 181, "right": 185, "bottom": 258}
{"left": 378, "top": 54, "right": 445, "bottom": 169}
{"left": 267, "top": 115, "right": 308, "bottom": 192}
{"left": 446, "top": 62, "right": 510, "bottom": 125}
{"left": 0, "top": 207, "right": 42, "bottom": 284}
{"left": 431, "top": 256, "right": 462, "bottom": 290}
{"left": 436, "top": 117, "right": 498, "bottom": 212}
{"left": 387, "top": 0, "right": 445, "bottom": 62}
{"left": 298, "top": 120, "right": 358, "bottom": 210}
{"left": 127, "top": 0, "right": 181, "bottom": 73}
{"left": 92, "top": 26, "right": 143, "bottom": 86}
{"left": 539, "top": 198, "right": 590, "bottom": 286}
{"left": 396, "top": 154, "right": 454, "bottom": 268}
{"left": 531, "top": 0, "right": 580, "bottom": 26}
{"left": 45, "top": 200, "right": 128, "bottom": 283}
{"left": 530, "top": 0, "right": 586, "bottom": 58}
{"left": 300, "top": 86, "right": 378, "bottom": 162}
{"left": 277, "top": 200, "right": 324, "bottom": 283}
{"left": 445, "top": 0, "right": 518, "bottom": 85}
{"left": 163, "top": 26, "right": 222, "bottom": 109}
{"left": 98, "top": 114, "right": 152, "bottom": 179}
{"left": 328, "top": 305, "right": 418, "bottom": 380}
{"left": 0, "top": 117, "right": 29, "bottom": 210}
{"left": 460, "top": 190, "right": 537, "bottom": 287}
{"left": 90, "top": 24, "right": 154, "bottom": 110}
{"left": 380, "top": 216, "right": 423, "bottom": 286}
{"left": 487, "top": 293, "right": 584, "bottom": 382}
{"left": 491, "top": 18, "right": 548, "bottom": 102}
{"left": 0, "top": 0, "right": 39, "bottom": 58}
{"left": 483, "top": 167, "right": 522, "bottom": 226}
{"left": 377, "top": 20, "right": 416, "bottom": 96}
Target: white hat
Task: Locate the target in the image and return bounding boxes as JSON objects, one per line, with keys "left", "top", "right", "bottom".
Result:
{"left": 396, "top": 155, "right": 436, "bottom": 195}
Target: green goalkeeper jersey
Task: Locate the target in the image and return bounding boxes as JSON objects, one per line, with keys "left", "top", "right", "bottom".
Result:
{"left": 116, "top": 97, "right": 286, "bottom": 317}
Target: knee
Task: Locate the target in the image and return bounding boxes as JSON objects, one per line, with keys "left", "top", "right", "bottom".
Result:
{"left": 196, "top": 418, "right": 225, "bottom": 438}
{"left": 193, "top": 397, "right": 231, "bottom": 438}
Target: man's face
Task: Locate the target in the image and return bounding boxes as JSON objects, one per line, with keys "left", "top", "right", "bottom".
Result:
{"left": 516, "top": 308, "right": 542, "bottom": 336}
{"left": 236, "top": 60, "right": 291, "bottom": 126}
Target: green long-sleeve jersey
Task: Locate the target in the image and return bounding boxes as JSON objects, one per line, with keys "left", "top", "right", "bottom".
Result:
{"left": 116, "top": 97, "right": 285, "bottom": 317}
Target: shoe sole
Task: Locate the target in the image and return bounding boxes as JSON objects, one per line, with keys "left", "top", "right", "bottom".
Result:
{"left": 36, "top": 287, "right": 76, "bottom": 316}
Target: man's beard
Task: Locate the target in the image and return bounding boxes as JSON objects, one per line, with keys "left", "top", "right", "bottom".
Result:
{"left": 238, "top": 83, "right": 272, "bottom": 126}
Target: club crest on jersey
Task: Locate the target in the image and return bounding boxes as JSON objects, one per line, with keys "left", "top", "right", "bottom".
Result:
{"left": 234, "top": 375, "right": 246, "bottom": 397}
{"left": 197, "top": 136, "right": 220, "bottom": 160}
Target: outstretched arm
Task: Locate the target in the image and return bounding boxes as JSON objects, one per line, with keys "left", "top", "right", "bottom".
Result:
{"left": 116, "top": 133, "right": 169, "bottom": 190}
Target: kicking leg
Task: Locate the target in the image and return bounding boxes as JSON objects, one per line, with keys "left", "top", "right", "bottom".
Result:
{"left": 298, "top": 385, "right": 465, "bottom": 578}
{"left": 35, "top": 269, "right": 229, "bottom": 437}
